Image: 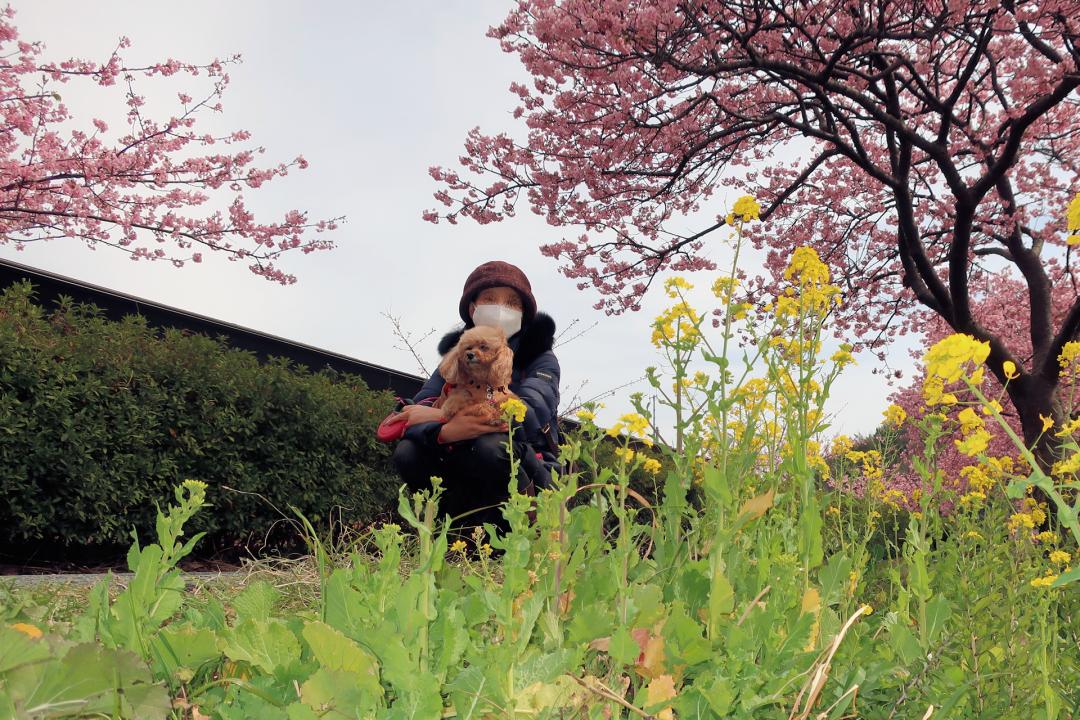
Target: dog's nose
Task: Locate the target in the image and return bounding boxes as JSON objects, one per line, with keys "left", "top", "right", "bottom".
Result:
{"left": 466, "top": 351, "right": 476, "bottom": 361}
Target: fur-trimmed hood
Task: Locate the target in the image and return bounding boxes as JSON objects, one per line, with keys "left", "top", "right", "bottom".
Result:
{"left": 437, "top": 312, "right": 556, "bottom": 371}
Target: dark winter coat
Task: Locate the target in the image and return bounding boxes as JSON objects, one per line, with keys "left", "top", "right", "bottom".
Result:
{"left": 405, "top": 313, "right": 562, "bottom": 466}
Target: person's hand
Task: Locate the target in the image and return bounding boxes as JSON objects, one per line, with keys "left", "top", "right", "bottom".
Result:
{"left": 437, "top": 413, "right": 507, "bottom": 443}
{"left": 398, "top": 404, "right": 445, "bottom": 427}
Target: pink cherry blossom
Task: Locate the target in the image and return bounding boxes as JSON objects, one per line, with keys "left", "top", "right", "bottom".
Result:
{"left": 429, "top": 0, "right": 1080, "bottom": 452}
{"left": 0, "top": 8, "right": 338, "bottom": 284}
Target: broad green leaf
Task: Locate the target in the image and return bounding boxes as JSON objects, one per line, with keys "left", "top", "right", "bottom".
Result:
{"left": 925, "top": 595, "right": 951, "bottom": 645}
{"left": 448, "top": 666, "right": 495, "bottom": 720}
{"left": 300, "top": 668, "right": 381, "bottom": 719}
{"left": 708, "top": 561, "right": 735, "bottom": 630}
{"left": 223, "top": 619, "right": 300, "bottom": 675}
{"left": 698, "top": 677, "right": 735, "bottom": 715}
{"left": 302, "top": 621, "right": 381, "bottom": 695}
{"left": 818, "top": 552, "right": 852, "bottom": 606}
{"left": 15, "top": 643, "right": 169, "bottom": 719}
{"left": 149, "top": 624, "right": 221, "bottom": 679}
{"left": 609, "top": 625, "right": 640, "bottom": 666}
{"left": 889, "top": 622, "right": 923, "bottom": 665}
{"left": 0, "top": 625, "right": 50, "bottom": 674}
{"left": 384, "top": 682, "right": 442, "bottom": 720}
{"left": 1051, "top": 564, "right": 1080, "bottom": 588}
{"left": 232, "top": 580, "right": 280, "bottom": 623}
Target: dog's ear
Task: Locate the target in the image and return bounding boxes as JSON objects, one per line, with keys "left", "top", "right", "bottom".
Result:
{"left": 439, "top": 342, "right": 463, "bottom": 384}
{"left": 491, "top": 342, "right": 514, "bottom": 387}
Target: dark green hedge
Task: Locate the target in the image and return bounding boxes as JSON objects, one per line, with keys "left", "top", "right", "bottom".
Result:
{"left": 0, "top": 281, "right": 400, "bottom": 551}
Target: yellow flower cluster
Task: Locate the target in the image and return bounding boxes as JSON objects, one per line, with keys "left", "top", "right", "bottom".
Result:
{"left": 1007, "top": 497, "right": 1048, "bottom": 533}
{"left": 1058, "top": 341, "right": 1080, "bottom": 375}
{"left": 501, "top": 397, "right": 528, "bottom": 423}
{"left": 664, "top": 276, "right": 693, "bottom": 298}
{"left": 642, "top": 457, "right": 662, "bottom": 475}
{"left": 1067, "top": 191, "right": 1080, "bottom": 246}
{"left": 846, "top": 449, "right": 883, "bottom": 482}
{"left": 1030, "top": 572, "right": 1059, "bottom": 588}
{"left": 924, "top": 334, "right": 990, "bottom": 387}
{"left": 954, "top": 407, "right": 991, "bottom": 457}
{"left": 771, "top": 247, "right": 842, "bottom": 321}
{"left": 712, "top": 276, "right": 738, "bottom": 301}
{"left": 575, "top": 408, "right": 596, "bottom": 423}
{"left": 651, "top": 301, "right": 702, "bottom": 348}
{"left": 449, "top": 539, "right": 468, "bottom": 555}
{"left": 607, "top": 412, "right": 651, "bottom": 444}
{"left": 883, "top": 403, "right": 907, "bottom": 427}
{"left": 726, "top": 194, "right": 761, "bottom": 225}
{"left": 830, "top": 344, "right": 855, "bottom": 367}
{"left": 614, "top": 447, "right": 636, "bottom": 463}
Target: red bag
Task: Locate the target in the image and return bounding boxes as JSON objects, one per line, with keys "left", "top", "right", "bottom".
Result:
{"left": 376, "top": 411, "right": 409, "bottom": 443}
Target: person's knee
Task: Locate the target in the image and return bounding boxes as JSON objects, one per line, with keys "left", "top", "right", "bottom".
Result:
{"left": 393, "top": 439, "right": 438, "bottom": 491}
{"left": 392, "top": 439, "right": 421, "bottom": 473}
{"left": 470, "top": 433, "right": 512, "bottom": 470}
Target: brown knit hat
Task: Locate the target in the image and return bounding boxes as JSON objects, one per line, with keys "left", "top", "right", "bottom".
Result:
{"left": 459, "top": 260, "right": 537, "bottom": 324}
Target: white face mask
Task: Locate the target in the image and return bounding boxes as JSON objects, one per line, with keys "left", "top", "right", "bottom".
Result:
{"left": 472, "top": 303, "right": 523, "bottom": 338}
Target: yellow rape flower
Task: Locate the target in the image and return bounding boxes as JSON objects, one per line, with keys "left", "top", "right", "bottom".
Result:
{"left": 1008, "top": 512, "right": 1036, "bottom": 532}
{"left": 619, "top": 413, "right": 650, "bottom": 436}
{"left": 1039, "top": 414, "right": 1054, "bottom": 433}
{"left": 726, "top": 194, "right": 761, "bottom": 224}
{"left": 955, "top": 428, "right": 990, "bottom": 457}
{"left": 1036, "top": 531, "right": 1058, "bottom": 545}
{"left": 642, "top": 457, "right": 662, "bottom": 475}
{"left": 1058, "top": 341, "right": 1080, "bottom": 371}
{"left": 1003, "top": 360, "right": 1019, "bottom": 380}
{"left": 614, "top": 447, "right": 636, "bottom": 463}
{"left": 831, "top": 345, "right": 855, "bottom": 367}
{"left": 957, "top": 407, "right": 984, "bottom": 433}
{"left": 784, "top": 247, "right": 831, "bottom": 286}
{"left": 1030, "top": 573, "right": 1059, "bottom": 589}
{"left": 923, "top": 334, "right": 990, "bottom": 385}
{"left": 575, "top": 408, "right": 596, "bottom": 423}
{"left": 501, "top": 398, "right": 528, "bottom": 423}
{"left": 831, "top": 435, "right": 854, "bottom": 456}
{"left": 1049, "top": 550, "right": 1071, "bottom": 566}
{"left": 883, "top": 403, "right": 906, "bottom": 427}
{"left": 1068, "top": 192, "right": 1080, "bottom": 245}
{"left": 449, "top": 539, "right": 467, "bottom": 555}
{"left": 663, "top": 276, "right": 693, "bottom": 298}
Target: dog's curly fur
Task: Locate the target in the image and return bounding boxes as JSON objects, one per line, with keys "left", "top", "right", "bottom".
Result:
{"left": 436, "top": 325, "right": 517, "bottom": 423}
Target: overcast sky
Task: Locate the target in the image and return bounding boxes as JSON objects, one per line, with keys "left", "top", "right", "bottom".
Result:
{"left": 2, "top": 1, "right": 917, "bottom": 437}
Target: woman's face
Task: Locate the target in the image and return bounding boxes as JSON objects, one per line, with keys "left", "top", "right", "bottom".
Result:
{"left": 470, "top": 286, "right": 523, "bottom": 316}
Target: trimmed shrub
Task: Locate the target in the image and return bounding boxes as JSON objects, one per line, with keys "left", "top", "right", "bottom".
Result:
{"left": 0, "top": 281, "right": 399, "bottom": 551}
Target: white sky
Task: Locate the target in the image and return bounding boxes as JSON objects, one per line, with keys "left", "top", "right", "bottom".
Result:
{"left": 2, "top": 1, "right": 916, "bottom": 437}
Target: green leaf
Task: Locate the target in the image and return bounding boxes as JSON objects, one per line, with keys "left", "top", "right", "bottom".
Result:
{"left": 302, "top": 621, "right": 381, "bottom": 696}
{"left": 223, "top": 619, "right": 300, "bottom": 675}
{"left": 300, "top": 668, "right": 381, "bottom": 719}
{"left": 0, "top": 625, "right": 50, "bottom": 674}
{"left": 889, "top": 622, "right": 924, "bottom": 665}
{"left": 14, "top": 643, "right": 170, "bottom": 719}
{"left": 149, "top": 624, "right": 221, "bottom": 679}
{"left": 448, "top": 666, "right": 495, "bottom": 720}
{"left": 709, "top": 560, "right": 735, "bottom": 630}
{"left": 609, "top": 626, "right": 640, "bottom": 666}
{"left": 818, "top": 552, "right": 852, "bottom": 606}
{"left": 1051, "top": 564, "right": 1080, "bottom": 588}
{"left": 925, "top": 595, "right": 951, "bottom": 645}
{"left": 232, "top": 580, "right": 280, "bottom": 623}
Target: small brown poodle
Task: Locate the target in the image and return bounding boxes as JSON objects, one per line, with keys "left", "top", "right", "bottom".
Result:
{"left": 436, "top": 325, "right": 517, "bottom": 424}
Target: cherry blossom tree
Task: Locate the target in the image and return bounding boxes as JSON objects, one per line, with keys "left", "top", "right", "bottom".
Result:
{"left": 0, "top": 7, "right": 337, "bottom": 285}
{"left": 428, "top": 0, "right": 1080, "bottom": 453}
